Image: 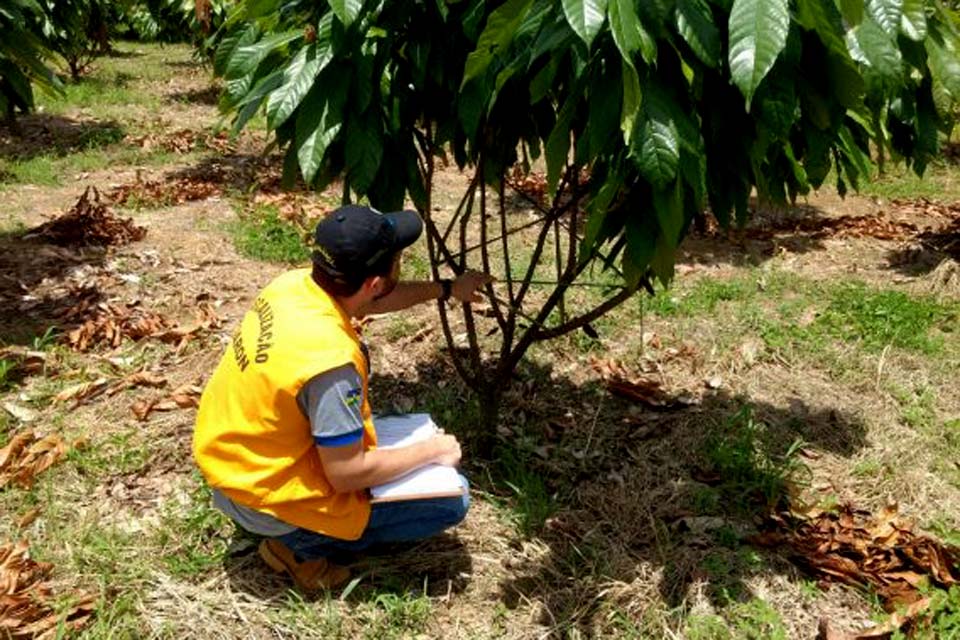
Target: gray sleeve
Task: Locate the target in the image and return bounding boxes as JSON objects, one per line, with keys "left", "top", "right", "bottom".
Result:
{"left": 297, "top": 364, "right": 366, "bottom": 447}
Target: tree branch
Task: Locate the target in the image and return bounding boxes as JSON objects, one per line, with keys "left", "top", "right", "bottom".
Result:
{"left": 530, "top": 285, "right": 640, "bottom": 341}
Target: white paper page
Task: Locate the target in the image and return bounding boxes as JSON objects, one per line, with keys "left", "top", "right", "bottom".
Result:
{"left": 370, "top": 414, "right": 463, "bottom": 500}
{"left": 373, "top": 413, "right": 437, "bottom": 449}
{"left": 370, "top": 464, "right": 463, "bottom": 500}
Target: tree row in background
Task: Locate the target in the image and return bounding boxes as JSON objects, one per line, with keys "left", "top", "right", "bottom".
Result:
{"left": 0, "top": 0, "right": 230, "bottom": 121}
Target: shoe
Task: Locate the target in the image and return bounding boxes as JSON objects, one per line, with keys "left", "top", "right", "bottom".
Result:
{"left": 258, "top": 539, "right": 350, "bottom": 590}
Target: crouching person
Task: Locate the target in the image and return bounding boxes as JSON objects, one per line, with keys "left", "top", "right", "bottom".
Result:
{"left": 192, "top": 205, "right": 489, "bottom": 589}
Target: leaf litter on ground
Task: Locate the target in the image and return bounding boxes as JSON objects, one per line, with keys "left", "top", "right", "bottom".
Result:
{"left": 63, "top": 298, "right": 220, "bottom": 352}
{"left": 24, "top": 187, "right": 146, "bottom": 247}
{"left": 0, "top": 540, "right": 95, "bottom": 639}
{"left": 0, "top": 431, "right": 67, "bottom": 489}
{"left": 131, "top": 381, "right": 202, "bottom": 421}
{"left": 749, "top": 502, "right": 960, "bottom": 638}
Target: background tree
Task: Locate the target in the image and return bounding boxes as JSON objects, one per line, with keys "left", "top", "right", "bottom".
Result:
{"left": 213, "top": 0, "right": 960, "bottom": 449}
{"left": 0, "top": 0, "right": 63, "bottom": 125}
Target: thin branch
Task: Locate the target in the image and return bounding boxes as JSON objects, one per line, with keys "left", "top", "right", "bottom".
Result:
{"left": 498, "top": 174, "right": 517, "bottom": 362}
{"left": 478, "top": 159, "right": 507, "bottom": 331}
{"left": 531, "top": 285, "right": 640, "bottom": 341}
{"left": 419, "top": 128, "right": 476, "bottom": 390}
{"left": 443, "top": 173, "right": 481, "bottom": 245}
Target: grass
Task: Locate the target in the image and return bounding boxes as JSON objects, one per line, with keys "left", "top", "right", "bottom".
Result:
{"left": 231, "top": 205, "right": 312, "bottom": 263}
{"left": 701, "top": 405, "right": 808, "bottom": 516}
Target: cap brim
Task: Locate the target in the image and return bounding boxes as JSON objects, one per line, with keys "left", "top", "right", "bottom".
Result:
{"left": 385, "top": 210, "right": 423, "bottom": 250}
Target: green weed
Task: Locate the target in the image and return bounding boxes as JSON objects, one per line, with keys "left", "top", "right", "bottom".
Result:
{"left": 686, "top": 614, "right": 732, "bottom": 640}
{"left": 270, "top": 590, "right": 344, "bottom": 638}
{"left": 156, "top": 481, "right": 230, "bottom": 578}
{"left": 232, "top": 206, "right": 311, "bottom": 263}
{"left": 362, "top": 589, "right": 432, "bottom": 640}
{"left": 702, "top": 406, "right": 808, "bottom": 515}
{"left": 0, "top": 359, "right": 14, "bottom": 391}
{"left": 727, "top": 598, "right": 788, "bottom": 640}
{"left": 490, "top": 448, "right": 555, "bottom": 536}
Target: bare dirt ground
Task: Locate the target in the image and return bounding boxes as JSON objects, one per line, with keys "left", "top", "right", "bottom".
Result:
{"left": 0, "top": 43, "right": 959, "bottom": 640}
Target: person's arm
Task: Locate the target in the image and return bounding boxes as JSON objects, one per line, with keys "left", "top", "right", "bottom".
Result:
{"left": 364, "top": 270, "right": 494, "bottom": 315}
{"left": 317, "top": 434, "right": 460, "bottom": 493}
{"left": 300, "top": 365, "right": 462, "bottom": 493}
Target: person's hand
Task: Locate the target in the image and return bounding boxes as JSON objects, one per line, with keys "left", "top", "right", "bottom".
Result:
{"left": 430, "top": 433, "right": 462, "bottom": 467}
{"left": 452, "top": 270, "right": 495, "bottom": 303}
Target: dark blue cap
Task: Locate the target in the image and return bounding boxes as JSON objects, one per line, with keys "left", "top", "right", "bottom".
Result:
{"left": 312, "top": 205, "right": 423, "bottom": 286}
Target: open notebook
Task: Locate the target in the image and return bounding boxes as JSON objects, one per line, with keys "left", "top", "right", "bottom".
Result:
{"left": 369, "top": 414, "right": 465, "bottom": 503}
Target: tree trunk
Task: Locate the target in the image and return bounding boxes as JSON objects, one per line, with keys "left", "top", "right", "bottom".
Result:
{"left": 474, "top": 383, "right": 502, "bottom": 459}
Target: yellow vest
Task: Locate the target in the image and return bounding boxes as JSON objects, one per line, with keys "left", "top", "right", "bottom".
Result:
{"left": 193, "top": 269, "right": 376, "bottom": 540}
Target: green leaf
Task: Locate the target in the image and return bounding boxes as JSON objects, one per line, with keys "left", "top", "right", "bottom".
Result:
{"left": 866, "top": 0, "right": 902, "bottom": 36}
{"left": 631, "top": 82, "right": 680, "bottom": 189}
{"left": 607, "top": 0, "right": 656, "bottom": 64}
{"left": 345, "top": 112, "right": 383, "bottom": 194}
{"left": 899, "top": 0, "right": 926, "bottom": 41}
{"left": 676, "top": 0, "right": 721, "bottom": 68}
{"left": 232, "top": 69, "right": 284, "bottom": 134}
{"left": 296, "top": 75, "right": 347, "bottom": 184}
{"left": 622, "top": 212, "right": 656, "bottom": 288}
{"left": 214, "top": 26, "right": 258, "bottom": 77}
{"left": 653, "top": 178, "right": 684, "bottom": 248}
{"left": 266, "top": 28, "right": 333, "bottom": 130}
{"left": 926, "top": 34, "right": 960, "bottom": 102}
{"left": 580, "top": 178, "right": 619, "bottom": 264}
{"left": 588, "top": 62, "right": 621, "bottom": 157}
{"left": 853, "top": 18, "right": 902, "bottom": 92}
{"left": 328, "top": 0, "right": 363, "bottom": 27}
{"left": 562, "top": 0, "right": 608, "bottom": 48}
{"left": 839, "top": 0, "right": 864, "bottom": 26}
{"left": 226, "top": 30, "right": 301, "bottom": 80}
{"left": 794, "top": 0, "right": 848, "bottom": 59}
{"left": 620, "top": 59, "right": 641, "bottom": 142}
{"left": 462, "top": 0, "right": 533, "bottom": 86}
{"left": 545, "top": 85, "right": 581, "bottom": 194}
{"left": 727, "top": 0, "right": 790, "bottom": 107}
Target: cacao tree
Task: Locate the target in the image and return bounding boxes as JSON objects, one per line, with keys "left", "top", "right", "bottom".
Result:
{"left": 0, "top": 0, "right": 63, "bottom": 124}
{"left": 36, "top": 0, "right": 112, "bottom": 80}
{"left": 213, "top": 0, "right": 960, "bottom": 445}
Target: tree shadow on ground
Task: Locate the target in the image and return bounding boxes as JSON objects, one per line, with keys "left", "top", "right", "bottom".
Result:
{"left": 0, "top": 230, "right": 107, "bottom": 346}
{"left": 165, "top": 86, "right": 220, "bottom": 106}
{"left": 222, "top": 530, "right": 474, "bottom": 602}
{"left": 368, "top": 351, "right": 869, "bottom": 637}
{"left": 0, "top": 114, "right": 125, "bottom": 161}
{"left": 884, "top": 223, "right": 960, "bottom": 277}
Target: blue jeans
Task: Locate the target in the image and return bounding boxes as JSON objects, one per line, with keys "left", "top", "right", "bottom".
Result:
{"left": 277, "top": 475, "right": 470, "bottom": 563}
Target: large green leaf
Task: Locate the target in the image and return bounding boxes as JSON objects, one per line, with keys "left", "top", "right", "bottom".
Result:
{"left": 328, "top": 0, "right": 362, "bottom": 27}
{"left": 345, "top": 112, "right": 383, "bottom": 194}
{"left": 899, "top": 0, "right": 926, "bottom": 41}
{"left": 265, "top": 16, "right": 334, "bottom": 130}
{"left": 620, "top": 59, "right": 642, "bottom": 142}
{"left": 296, "top": 75, "right": 347, "bottom": 184}
{"left": 631, "top": 82, "right": 680, "bottom": 188}
{"left": 676, "top": 0, "right": 721, "bottom": 68}
{"left": 545, "top": 83, "right": 581, "bottom": 194}
{"left": 608, "top": 0, "right": 656, "bottom": 65}
{"left": 839, "top": 0, "right": 864, "bottom": 25}
{"left": 866, "top": 0, "right": 902, "bottom": 36}
{"left": 622, "top": 212, "right": 656, "bottom": 288}
{"left": 226, "top": 29, "right": 301, "bottom": 80}
{"left": 853, "top": 18, "right": 902, "bottom": 92}
{"left": 462, "top": 0, "right": 533, "bottom": 86}
{"left": 562, "top": 0, "right": 608, "bottom": 48}
{"left": 728, "top": 0, "right": 790, "bottom": 107}
{"left": 653, "top": 178, "right": 685, "bottom": 247}
{"left": 926, "top": 34, "right": 960, "bottom": 102}
{"left": 794, "top": 0, "right": 848, "bottom": 59}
